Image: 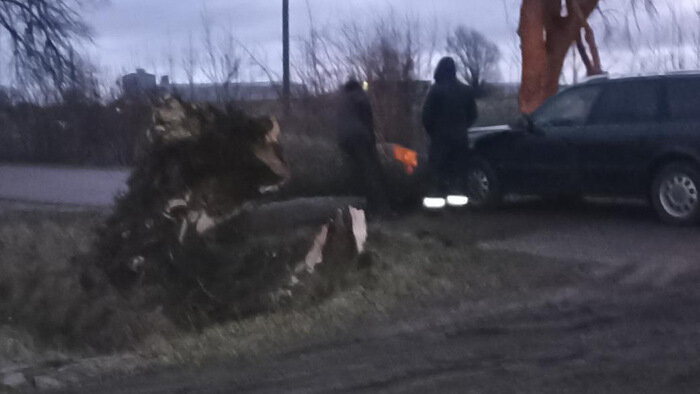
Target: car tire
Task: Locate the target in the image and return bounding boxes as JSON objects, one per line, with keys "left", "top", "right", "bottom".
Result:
{"left": 651, "top": 162, "right": 700, "bottom": 225}
{"left": 465, "top": 158, "right": 503, "bottom": 209}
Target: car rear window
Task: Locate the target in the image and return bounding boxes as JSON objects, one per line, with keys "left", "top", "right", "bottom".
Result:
{"left": 666, "top": 78, "right": 700, "bottom": 121}
{"left": 589, "top": 81, "right": 659, "bottom": 124}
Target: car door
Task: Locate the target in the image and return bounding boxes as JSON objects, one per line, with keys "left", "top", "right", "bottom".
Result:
{"left": 573, "top": 80, "right": 663, "bottom": 195}
{"left": 501, "top": 85, "right": 601, "bottom": 194}
{"left": 660, "top": 77, "right": 700, "bottom": 162}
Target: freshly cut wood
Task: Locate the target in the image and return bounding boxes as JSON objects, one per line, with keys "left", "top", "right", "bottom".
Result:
{"left": 276, "top": 206, "right": 367, "bottom": 305}
{"left": 297, "top": 224, "right": 329, "bottom": 275}
{"left": 349, "top": 206, "right": 367, "bottom": 254}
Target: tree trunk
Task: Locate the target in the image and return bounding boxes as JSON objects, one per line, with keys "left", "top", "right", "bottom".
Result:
{"left": 518, "top": 0, "right": 548, "bottom": 114}
{"left": 518, "top": 0, "right": 602, "bottom": 114}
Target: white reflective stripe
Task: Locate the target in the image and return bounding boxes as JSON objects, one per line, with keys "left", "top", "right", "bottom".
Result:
{"left": 446, "top": 195, "right": 469, "bottom": 207}
{"left": 423, "top": 197, "right": 446, "bottom": 209}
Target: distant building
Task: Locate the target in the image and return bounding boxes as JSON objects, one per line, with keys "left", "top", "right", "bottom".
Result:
{"left": 119, "top": 68, "right": 305, "bottom": 103}
{"left": 121, "top": 69, "right": 157, "bottom": 99}
{"left": 166, "top": 81, "right": 306, "bottom": 103}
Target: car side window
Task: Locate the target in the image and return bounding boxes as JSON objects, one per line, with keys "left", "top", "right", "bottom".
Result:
{"left": 534, "top": 86, "right": 601, "bottom": 128}
{"left": 589, "top": 82, "right": 659, "bottom": 124}
{"left": 666, "top": 79, "right": 700, "bottom": 121}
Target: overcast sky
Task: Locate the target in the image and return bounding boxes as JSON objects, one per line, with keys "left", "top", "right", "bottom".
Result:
{"left": 86, "top": 0, "right": 518, "bottom": 83}
{"left": 86, "top": 0, "right": 700, "bottom": 84}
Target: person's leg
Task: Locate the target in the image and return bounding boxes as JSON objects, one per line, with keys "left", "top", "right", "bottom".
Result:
{"left": 445, "top": 142, "right": 469, "bottom": 195}
{"left": 357, "top": 145, "right": 390, "bottom": 214}
{"left": 428, "top": 140, "right": 450, "bottom": 197}
{"left": 341, "top": 142, "right": 363, "bottom": 196}
{"left": 438, "top": 142, "right": 456, "bottom": 196}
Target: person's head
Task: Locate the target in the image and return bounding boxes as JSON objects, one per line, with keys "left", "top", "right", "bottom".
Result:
{"left": 343, "top": 79, "right": 363, "bottom": 93}
{"left": 434, "top": 57, "right": 457, "bottom": 83}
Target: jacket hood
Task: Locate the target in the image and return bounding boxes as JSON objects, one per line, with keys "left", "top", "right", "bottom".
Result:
{"left": 343, "top": 79, "right": 363, "bottom": 93}
{"left": 434, "top": 57, "right": 457, "bottom": 83}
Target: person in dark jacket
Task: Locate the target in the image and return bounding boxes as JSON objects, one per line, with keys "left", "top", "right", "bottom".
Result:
{"left": 336, "top": 79, "right": 389, "bottom": 215}
{"left": 422, "top": 57, "right": 478, "bottom": 203}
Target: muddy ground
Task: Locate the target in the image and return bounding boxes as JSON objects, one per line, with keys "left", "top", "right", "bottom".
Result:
{"left": 54, "top": 199, "right": 700, "bottom": 394}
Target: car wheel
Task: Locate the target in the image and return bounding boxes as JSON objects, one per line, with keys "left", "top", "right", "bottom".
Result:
{"left": 465, "top": 158, "right": 502, "bottom": 209}
{"left": 651, "top": 162, "right": 700, "bottom": 225}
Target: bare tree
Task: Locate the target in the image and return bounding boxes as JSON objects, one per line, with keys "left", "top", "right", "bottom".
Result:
{"left": 164, "top": 30, "right": 175, "bottom": 81}
{"left": 199, "top": 10, "right": 242, "bottom": 104}
{"left": 591, "top": 2, "right": 693, "bottom": 75}
{"left": 94, "top": 65, "right": 122, "bottom": 103}
{"left": 334, "top": 12, "right": 438, "bottom": 146}
{"left": 447, "top": 26, "right": 501, "bottom": 96}
{"left": 0, "top": 0, "right": 91, "bottom": 94}
{"left": 181, "top": 33, "right": 199, "bottom": 99}
{"left": 293, "top": 0, "right": 343, "bottom": 95}
{"left": 294, "top": 8, "right": 438, "bottom": 95}
{"left": 292, "top": 8, "right": 440, "bottom": 146}
{"left": 62, "top": 50, "right": 100, "bottom": 103}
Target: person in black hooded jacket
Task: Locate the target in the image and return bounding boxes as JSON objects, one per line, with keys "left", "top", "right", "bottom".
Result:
{"left": 422, "top": 57, "right": 478, "bottom": 200}
{"left": 336, "top": 79, "right": 389, "bottom": 215}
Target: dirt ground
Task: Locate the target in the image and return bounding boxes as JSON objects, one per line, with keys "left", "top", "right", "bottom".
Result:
{"left": 57, "top": 199, "right": 700, "bottom": 394}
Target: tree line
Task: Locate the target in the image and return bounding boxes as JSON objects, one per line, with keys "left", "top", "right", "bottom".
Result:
{"left": 0, "top": 0, "right": 695, "bottom": 165}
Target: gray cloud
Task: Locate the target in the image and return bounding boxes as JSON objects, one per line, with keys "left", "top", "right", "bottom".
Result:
{"left": 85, "top": 0, "right": 699, "bottom": 84}
{"left": 87, "top": 0, "right": 517, "bottom": 82}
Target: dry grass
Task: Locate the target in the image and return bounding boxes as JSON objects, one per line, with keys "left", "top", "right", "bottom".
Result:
{"left": 0, "top": 208, "right": 579, "bottom": 369}
{"left": 0, "top": 210, "right": 100, "bottom": 364}
{"left": 135, "top": 219, "right": 580, "bottom": 364}
{"left": 0, "top": 210, "right": 174, "bottom": 361}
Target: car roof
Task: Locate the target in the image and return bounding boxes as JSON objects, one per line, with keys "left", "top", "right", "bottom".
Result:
{"left": 580, "top": 71, "right": 700, "bottom": 86}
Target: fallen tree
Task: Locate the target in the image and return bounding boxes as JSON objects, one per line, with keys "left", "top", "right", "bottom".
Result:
{"left": 90, "top": 96, "right": 368, "bottom": 326}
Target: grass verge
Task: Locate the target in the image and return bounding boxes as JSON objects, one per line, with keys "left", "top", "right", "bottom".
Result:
{"left": 0, "top": 208, "right": 582, "bottom": 371}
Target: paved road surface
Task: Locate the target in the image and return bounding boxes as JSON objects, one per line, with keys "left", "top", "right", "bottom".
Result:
{"left": 0, "top": 164, "right": 129, "bottom": 206}
{"left": 64, "top": 201, "right": 700, "bottom": 394}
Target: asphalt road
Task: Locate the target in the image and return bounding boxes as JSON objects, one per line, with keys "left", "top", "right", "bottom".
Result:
{"left": 0, "top": 165, "right": 129, "bottom": 206}
{"left": 64, "top": 200, "right": 700, "bottom": 394}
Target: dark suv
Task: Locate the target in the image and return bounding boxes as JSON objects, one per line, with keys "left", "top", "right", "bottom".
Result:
{"left": 466, "top": 73, "right": 700, "bottom": 225}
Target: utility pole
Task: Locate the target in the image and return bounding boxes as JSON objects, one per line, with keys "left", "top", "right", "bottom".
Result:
{"left": 282, "top": 0, "right": 291, "bottom": 114}
{"left": 572, "top": 45, "right": 578, "bottom": 85}
{"left": 696, "top": 11, "right": 700, "bottom": 69}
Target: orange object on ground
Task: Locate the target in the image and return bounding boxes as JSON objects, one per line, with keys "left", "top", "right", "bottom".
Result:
{"left": 392, "top": 144, "right": 418, "bottom": 175}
